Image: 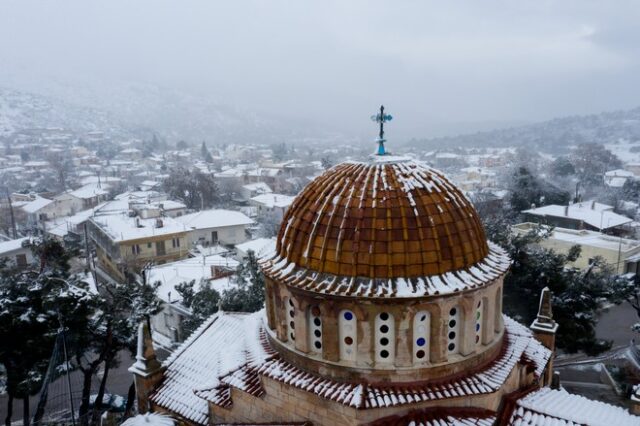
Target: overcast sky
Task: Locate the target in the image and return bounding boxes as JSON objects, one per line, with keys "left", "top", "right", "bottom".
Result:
{"left": 1, "top": 0, "right": 639, "bottom": 138}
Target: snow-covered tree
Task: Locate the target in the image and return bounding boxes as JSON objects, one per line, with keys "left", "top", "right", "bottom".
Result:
{"left": 486, "top": 221, "right": 634, "bottom": 355}
{"left": 200, "top": 141, "right": 214, "bottom": 163}
{"left": 507, "top": 166, "right": 570, "bottom": 214}
{"left": 163, "top": 167, "right": 218, "bottom": 210}
{"left": 570, "top": 143, "right": 622, "bottom": 187}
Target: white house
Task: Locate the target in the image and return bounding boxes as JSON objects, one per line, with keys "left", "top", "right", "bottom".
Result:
{"left": 249, "top": 193, "right": 295, "bottom": 221}
{"left": 604, "top": 169, "right": 634, "bottom": 188}
{"left": 239, "top": 182, "right": 273, "bottom": 202}
{"left": 235, "top": 237, "right": 276, "bottom": 260}
{"left": 0, "top": 237, "right": 34, "bottom": 269}
{"left": 147, "top": 255, "right": 239, "bottom": 345}
{"left": 175, "top": 209, "right": 253, "bottom": 247}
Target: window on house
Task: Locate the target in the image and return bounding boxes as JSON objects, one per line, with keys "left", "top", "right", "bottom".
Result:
{"left": 339, "top": 310, "right": 356, "bottom": 362}
{"left": 172, "top": 237, "right": 180, "bottom": 248}
{"left": 147, "top": 242, "right": 152, "bottom": 248}
{"left": 156, "top": 240, "right": 166, "bottom": 256}
{"left": 132, "top": 244, "right": 140, "bottom": 255}
{"left": 211, "top": 231, "right": 218, "bottom": 244}
{"left": 413, "top": 311, "right": 430, "bottom": 363}
{"left": 375, "top": 312, "right": 395, "bottom": 363}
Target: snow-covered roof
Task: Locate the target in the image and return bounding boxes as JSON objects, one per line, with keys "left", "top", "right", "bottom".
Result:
{"left": 242, "top": 182, "right": 273, "bottom": 193}
{"left": 250, "top": 193, "right": 295, "bottom": 209}
{"left": 147, "top": 255, "right": 239, "bottom": 303}
{"left": 67, "top": 184, "right": 108, "bottom": 200}
{"left": 262, "top": 240, "right": 510, "bottom": 299}
{"left": 523, "top": 202, "right": 631, "bottom": 230}
{"left": 90, "top": 214, "right": 187, "bottom": 242}
{"left": 0, "top": 237, "right": 31, "bottom": 255}
{"left": 174, "top": 209, "right": 253, "bottom": 230}
{"left": 605, "top": 169, "right": 634, "bottom": 178}
{"left": 235, "top": 238, "right": 276, "bottom": 259}
{"left": 606, "top": 176, "right": 629, "bottom": 188}
{"left": 509, "top": 387, "right": 639, "bottom": 425}
{"left": 151, "top": 312, "right": 274, "bottom": 425}
{"left": 121, "top": 413, "right": 175, "bottom": 426}
{"left": 514, "top": 223, "right": 640, "bottom": 253}
{"left": 21, "top": 196, "right": 53, "bottom": 213}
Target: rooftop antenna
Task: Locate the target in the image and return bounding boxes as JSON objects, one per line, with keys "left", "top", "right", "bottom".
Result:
{"left": 371, "top": 105, "right": 393, "bottom": 155}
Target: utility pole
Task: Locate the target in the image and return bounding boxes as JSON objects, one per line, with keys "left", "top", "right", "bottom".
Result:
{"left": 5, "top": 189, "right": 17, "bottom": 238}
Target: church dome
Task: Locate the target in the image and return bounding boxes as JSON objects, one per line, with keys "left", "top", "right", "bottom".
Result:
{"left": 270, "top": 157, "right": 496, "bottom": 280}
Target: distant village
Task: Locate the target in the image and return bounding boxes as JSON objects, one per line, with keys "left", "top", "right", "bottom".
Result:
{"left": 2, "top": 126, "right": 640, "bottom": 351}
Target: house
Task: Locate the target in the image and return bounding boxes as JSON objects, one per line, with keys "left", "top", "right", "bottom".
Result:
{"left": 21, "top": 196, "right": 55, "bottom": 225}
{"left": 175, "top": 209, "right": 253, "bottom": 247}
{"left": 147, "top": 255, "right": 239, "bottom": 345}
{"left": 239, "top": 182, "right": 273, "bottom": 202}
{"left": 523, "top": 201, "right": 632, "bottom": 234}
{"left": 604, "top": 169, "right": 634, "bottom": 188}
{"left": 234, "top": 237, "right": 276, "bottom": 260}
{"left": 249, "top": 193, "right": 295, "bottom": 221}
{"left": 52, "top": 184, "right": 110, "bottom": 217}
{"left": 0, "top": 237, "right": 34, "bottom": 269}
{"left": 88, "top": 214, "right": 189, "bottom": 282}
{"left": 512, "top": 222, "right": 640, "bottom": 273}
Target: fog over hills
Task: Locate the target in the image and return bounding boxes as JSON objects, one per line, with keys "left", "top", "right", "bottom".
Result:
{"left": 0, "top": 80, "right": 344, "bottom": 145}
{"left": 409, "top": 106, "right": 640, "bottom": 153}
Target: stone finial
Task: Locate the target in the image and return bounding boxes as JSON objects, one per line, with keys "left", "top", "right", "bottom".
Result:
{"left": 531, "top": 287, "right": 558, "bottom": 333}
{"left": 129, "top": 321, "right": 162, "bottom": 377}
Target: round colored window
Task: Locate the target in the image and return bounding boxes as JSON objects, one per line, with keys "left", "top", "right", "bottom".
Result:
{"left": 344, "top": 336, "right": 353, "bottom": 345}
{"left": 416, "top": 337, "right": 426, "bottom": 347}
{"left": 343, "top": 311, "right": 353, "bottom": 321}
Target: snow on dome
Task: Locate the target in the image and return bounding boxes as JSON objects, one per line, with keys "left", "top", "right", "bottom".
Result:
{"left": 262, "top": 159, "right": 508, "bottom": 296}
{"left": 120, "top": 412, "right": 175, "bottom": 426}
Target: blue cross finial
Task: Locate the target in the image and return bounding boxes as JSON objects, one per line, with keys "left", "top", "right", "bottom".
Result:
{"left": 370, "top": 105, "right": 393, "bottom": 155}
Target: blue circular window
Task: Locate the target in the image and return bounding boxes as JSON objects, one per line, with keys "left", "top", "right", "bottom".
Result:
{"left": 475, "top": 323, "right": 480, "bottom": 332}
{"left": 416, "top": 337, "right": 426, "bottom": 347}
{"left": 343, "top": 311, "right": 353, "bottom": 321}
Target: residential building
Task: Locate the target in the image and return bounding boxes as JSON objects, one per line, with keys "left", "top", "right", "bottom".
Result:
{"left": 88, "top": 214, "right": 189, "bottom": 282}
{"left": 523, "top": 201, "right": 632, "bottom": 233}
{"left": 249, "top": 193, "right": 295, "bottom": 221}
{"left": 175, "top": 209, "right": 253, "bottom": 247}
{"left": 512, "top": 222, "right": 640, "bottom": 273}
{"left": 0, "top": 237, "right": 34, "bottom": 269}
{"left": 147, "top": 255, "right": 239, "bottom": 345}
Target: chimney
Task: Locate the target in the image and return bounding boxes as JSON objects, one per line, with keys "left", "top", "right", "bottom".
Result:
{"left": 135, "top": 217, "right": 141, "bottom": 228}
{"left": 530, "top": 287, "right": 558, "bottom": 386}
{"left": 155, "top": 218, "right": 163, "bottom": 228}
{"left": 564, "top": 205, "right": 569, "bottom": 216}
{"left": 591, "top": 200, "right": 596, "bottom": 210}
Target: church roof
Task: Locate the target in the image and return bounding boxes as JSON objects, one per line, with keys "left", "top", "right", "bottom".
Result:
{"left": 150, "top": 312, "right": 275, "bottom": 425}
{"left": 507, "top": 387, "right": 639, "bottom": 426}
{"left": 263, "top": 159, "right": 505, "bottom": 294}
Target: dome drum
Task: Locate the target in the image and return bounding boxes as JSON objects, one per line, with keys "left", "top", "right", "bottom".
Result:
{"left": 264, "top": 273, "right": 505, "bottom": 383}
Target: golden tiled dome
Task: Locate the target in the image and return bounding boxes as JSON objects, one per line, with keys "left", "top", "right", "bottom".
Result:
{"left": 275, "top": 158, "right": 489, "bottom": 279}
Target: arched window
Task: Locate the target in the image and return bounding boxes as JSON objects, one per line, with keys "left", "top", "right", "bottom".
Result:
{"left": 475, "top": 299, "right": 483, "bottom": 347}
{"left": 308, "top": 305, "right": 322, "bottom": 354}
{"left": 339, "top": 309, "right": 357, "bottom": 362}
{"left": 375, "top": 312, "right": 395, "bottom": 363}
{"left": 494, "top": 287, "right": 502, "bottom": 333}
{"left": 447, "top": 306, "right": 461, "bottom": 355}
{"left": 413, "top": 311, "right": 430, "bottom": 363}
{"left": 285, "top": 297, "right": 295, "bottom": 343}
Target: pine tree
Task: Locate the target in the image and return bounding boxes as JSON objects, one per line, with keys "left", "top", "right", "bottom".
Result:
{"left": 200, "top": 141, "right": 214, "bottom": 163}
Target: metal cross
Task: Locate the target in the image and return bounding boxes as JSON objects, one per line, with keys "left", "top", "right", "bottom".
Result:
{"left": 370, "top": 105, "right": 393, "bottom": 155}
